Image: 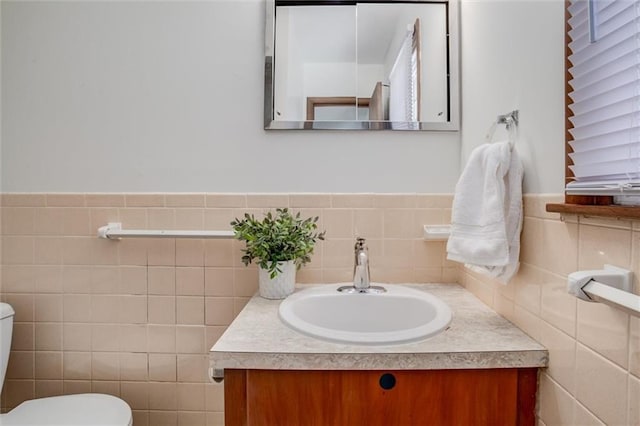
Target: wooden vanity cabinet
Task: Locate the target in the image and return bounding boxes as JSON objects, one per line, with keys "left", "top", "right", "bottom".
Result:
{"left": 224, "top": 368, "right": 538, "bottom": 426}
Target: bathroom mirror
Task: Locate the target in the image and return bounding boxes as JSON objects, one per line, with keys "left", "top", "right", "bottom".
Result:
{"left": 264, "top": 0, "right": 459, "bottom": 131}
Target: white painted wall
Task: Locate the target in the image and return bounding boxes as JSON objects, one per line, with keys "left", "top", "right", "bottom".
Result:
{"left": 1, "top": 0, "right": 565, "bottom": 194}
{"left": 0, "top": 0, "right": 459, "bottom": 193}
{"left": 459, "top": 0, "right": 565, "bottom": 194}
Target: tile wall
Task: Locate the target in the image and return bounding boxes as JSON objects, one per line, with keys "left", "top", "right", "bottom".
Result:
{"left": 459, "top": 194, "right": 640, "bottom": 426}
{"left": 0, "top": 193, "right": 455, "bottom": 425}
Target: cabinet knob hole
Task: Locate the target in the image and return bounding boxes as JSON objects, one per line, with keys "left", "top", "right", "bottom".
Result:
{"left": 379, "top": 373, "right": 396, "bottom": 390}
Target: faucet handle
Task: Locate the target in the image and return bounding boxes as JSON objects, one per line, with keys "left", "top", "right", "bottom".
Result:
{"left": 355, "top": 237, "right": 367, "bottom": 250}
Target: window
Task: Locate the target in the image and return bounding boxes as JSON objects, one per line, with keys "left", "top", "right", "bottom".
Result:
{"left": 547, "top": 0, "right": 640, "bottom": 218}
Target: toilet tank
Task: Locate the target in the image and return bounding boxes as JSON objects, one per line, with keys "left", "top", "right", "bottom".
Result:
{"left": 0, "top": 303, "right": 15, "bottom": 395}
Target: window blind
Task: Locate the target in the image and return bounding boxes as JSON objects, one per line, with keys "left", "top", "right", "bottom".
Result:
{"left": 566, "top": 0, "right": 640, "bottom": 197}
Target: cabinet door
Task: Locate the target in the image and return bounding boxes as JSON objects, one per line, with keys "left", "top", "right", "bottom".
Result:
{"left": 226, "top": 369, "right": 537, "bottom": 426}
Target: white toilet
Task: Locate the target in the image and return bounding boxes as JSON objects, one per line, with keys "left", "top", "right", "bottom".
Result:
{"left": 0, "top": 303, "right": 132, "bottom": 425}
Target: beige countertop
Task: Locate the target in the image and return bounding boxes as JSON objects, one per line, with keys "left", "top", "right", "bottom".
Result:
{"left": 209, "top": 283, "right": 548, "bottom": 372}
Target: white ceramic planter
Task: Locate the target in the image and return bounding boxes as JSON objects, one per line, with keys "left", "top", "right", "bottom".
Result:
{"left": 258, "top": 260, "right": 296, "bottom": 299}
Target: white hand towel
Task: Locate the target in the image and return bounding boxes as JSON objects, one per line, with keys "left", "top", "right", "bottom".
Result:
{"left": 446, "top": 141, "right": 523, "bottom": 283}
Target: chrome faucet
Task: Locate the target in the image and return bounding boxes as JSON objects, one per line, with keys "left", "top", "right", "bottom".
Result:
{"left": 353, "top": 238, "right": 370, "bottom": 289}
{"left": 338, "top": 238, "right": 386, "bottom": 294}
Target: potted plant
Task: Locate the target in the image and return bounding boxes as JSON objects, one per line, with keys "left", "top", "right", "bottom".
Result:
{"left": 231, "top": 208, "right": 325, "bottom": 299}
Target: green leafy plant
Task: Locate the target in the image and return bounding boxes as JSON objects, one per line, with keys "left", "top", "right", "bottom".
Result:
{"left": 231, "top": 208, "right": 326, "bottom": 279}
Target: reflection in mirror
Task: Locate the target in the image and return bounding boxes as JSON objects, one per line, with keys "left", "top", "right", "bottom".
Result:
{"left": 265, "top": 0, "right": 459, "bottom": 131}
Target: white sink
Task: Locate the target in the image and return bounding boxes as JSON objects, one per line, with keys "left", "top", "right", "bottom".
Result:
{"left": 278, "top": 284, "right": 453, "bottom": 345}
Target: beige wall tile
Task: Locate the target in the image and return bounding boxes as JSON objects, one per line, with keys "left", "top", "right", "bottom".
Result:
{"left": 577, "top": 301, "right": 629, "bottom": 368}
{"left": 91, "top": 380, "right": 120, "bottom": 397}
{"left": 34, "top": 208, "right": 65, "bottom": 235}
{"left": 176, "top": 354, "right": 208, "bottom": 383}
{"left": 46, "top": 194, "right": 85, "bottom": 207}
{"left": 119, "top": 325, "right": 147, "bottom": 353}
{"left": 205, "top": 194, "right": 246, "bottom": 208}
{"left": 245, "top": 194, "right": 289, "bottom": 208}
{"left": 541, "top": 219, "right": 579, "bottom": 276}
{"left": 2, "top": 265, "right": 36, "bottom": 293}
{"left": 204, "top": 268, "right": 234, "bottom": 296}
{"left": 322, "top": 239, "right": 353, "bottom": 268}
{"left": 148, "top": 325, "right": 176, "bottom": 353}
{"left": 2, "top": 193, "right": 46, "bottom": 207}
{"left": 289, "top": 194, "right": 331, "bottom": 208}
{"left": 90, "top": 266, "right": 121, "bottom": 294}
{"left": 178, "top": 411, "right": 206, "bottom": 426}
{"left": 91, "top": 294, "right": 120, "bottom": 323}
{"left": 34, "top": 265, "right": 63, "bottom": 294}
{"left": 412, "top": 241, "right": 445, "bottom": 268}
{"left": 373, "top": 194, "right": 416, "bottom": 208}
{"left": 121, "top": 381, "right": 149, "bottom": 410}
{"left": 2, "top": 207, "right": 35, "bottom": 235}
{"left": 176, "top": 267, "right": 204, "bottom": 296}
{"left": 204, "top": 209, "right": 236, "bottom": 230}
{"left": 574, "top": 402, "right": 606, "bottom": 425}
{"left": 174, "top": 209, "right": 204, "bottom": 230}
{"left": 205, "top": 297, "right": 234, "bottom": 326}
{"left": 35, "top": 380, "right": 63, "bottom": 398}
{"left": 119, "top": 353, "right": 149, "bottom": 381}
{"left": 538, "top": 373, "right": 575, "bottom": 426}
{"left": 149, "top": 296, "right": 176, "bottom": 324}
{"left": 148, "top": 267, "right": 175, "bottom": 295}
{"left": 148, "top": 382, "right": 177, "bottom": 410}
{"left": 3, "top": 379, "right": 35, "bottom": 410}
{"left": 629, "top": 374, "right": 640, "bottom": 426}
{"left": 177, "top": 383, "right": 205, "bottom": 411}
{"left": 148, "top": 239, "right": 176, "bottom": 266}
{"left": 175, "top": 240, "right": 204, "bottom": 267}
{"left": 165, "top": 194, "right": 205, "bottom": 208}
{"left": 2, "top": 294, "right": 34, "bottom": 322}
{"left": 176, "top": 296, "right": 204, "bottom": 325}
{"left": 353, "top": 209, "right": 383, "bottom": 239}
{"left": 92, "top": 352, "right": 120, "bottom": 380}
{"left": 322, "top": 209, "right": 353, "bottom": 239}
{"left": 85, "top": 194, "right": 126, "bottom": 207}
{"left": 6, "top": 351, "right": 34, "bottom": 379}
{"left": 118, "top": 209, "right": 148, "bottom": 229}
{"left": 118, "top": 238, "right": 148, "bottom": 266}
{"left": 383, "top": 209, "right": 416, "bottom": 239}
{"left": 63, "top": 380, "right": 91, "bottom": 395}
{"left": 575, "top": 344, "right": 628, "bottom": 425}
{"left": 92, "top": 324, "right": 120, "bottom": 352}
{"left": 175, "top": 326, "right": 205, "bottom": 354}
{"left": 12, "top": 323, "right": 34, "bottom": 351}
{"left": 206, "top": 412, "right": 225, "bottom": 426}
{"left": 579, "top": 224, "right": 631, "bottom": 270}
{"left": 149, "top": 410, "right": 178, "bottom": 426}
{"left": 148, "top": 209, "right": 176, "bottom": 230}
{"left": 34, "top": 237, "right": 64, "bottom": 265}
{"left": 63, "top": 323, "right": 92, "bottom": 351}
{"left": 203, "top": 240, "right": 234, "bottom": 267}
{"left": 540, "top": 270, "right": 576, "bottom": 337}
{"left": 513, "top": 304, "right": 541, "bottom": 341}
{"left": 539, "top": 320, "right": 576, "bottom": 394}
{"left": 34, "top": 294, "right": 63, "bottom": 322}
{"left": 63, "top": 352, "right": 91, "bottom": 380}
{"left": 62, "top": 208, "right": 92, "bottom": 236}
{"left": 205, "top": 382, "right": 225, "bottom": 412}
{"left": 631, "top": 317, "right": 640, "bottom": 378}
{"left": 125, "top": 194, "right": 165, "bottom": 208}
{"left": 120, "top": 266, "right": 147, "bottom": 295}
{"left": 90, "top": 238, "right": 121, "bottom": 266}
{"left": 63, "top": 294, "right": 91, "bottom": 322}
{"left": 149, "top": 354, "right": 177, "bottom": 382}
{"left": 233, "top": 269, "right": 257, "bottom": 297}
{"left": 120, "top": 295, "right": 148, "bottom": 324}
{"left": 331, "top": 194, "right": 374, "bottom": 208}
{"left": 3, "top": 236, "right": 34, "bottom": 265}
{"left": 35, "top": 323, "right": 62, "bottom": 351}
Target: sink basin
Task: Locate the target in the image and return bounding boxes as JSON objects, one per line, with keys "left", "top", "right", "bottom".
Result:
{"left": 278, "top": 284, "right": 453, "bottom": 345}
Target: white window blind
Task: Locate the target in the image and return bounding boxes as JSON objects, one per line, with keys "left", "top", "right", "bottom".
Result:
{"left": 567, "top": 0, "right": 640, "bottom": 197}
{"left": 389, "top": 21, "right": 420, "bottom": 122}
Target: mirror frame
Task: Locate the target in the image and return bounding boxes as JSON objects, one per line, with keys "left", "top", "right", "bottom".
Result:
{"left": 264, "top": 0, "right": 460, "bottom": 131}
